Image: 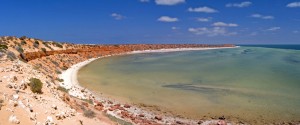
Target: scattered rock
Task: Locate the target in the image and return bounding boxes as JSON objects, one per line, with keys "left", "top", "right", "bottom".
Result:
{"left": 217, "top": 120, "right": 227, "bottom": 125}
{"left": 154, "top": 115, "right": 162, "bottom": 121}
{"left": 29, "top": 107, "right": 33, "bottom": 112}
{"left": 6, "top": 84, "right": 13, "bottom": 89}
{"left": 79, "top": 120, "right": 83, "bottom": 125}
{"left": 13, "top": 101, "right": 18, "bottom": 107}
{"left": 30, "top": 113, "right": 36, "bottom": 121}
{"left": 51, "top": 105, "right": 57, "bottom": 110}
{"left": 20, "top": 83, "right": 27, "bottom": 90}
{"left": 9, "top": 115, "right": 20, "bottom": 124}
{"left": 219, "top": 116, "right": 226, "bottom": 120}
{"left": 198, "top": 120, "right": 203, "bottom": 124}
{"left": 124, "top": 104, "right": 131, "bottom": 108}
{"left": 45, "top": 116, "right": 54, "bottom": 125}
{"left": 56, "top": 112, "right": 67, "bottom": 120}
{"left": 13, "top": 94, "right": 19, "bottom": 101}
{"left": 138, "top": 114, "right": 145, "bottom": 117}
{"left": 176, "top": 121, "right": 183, "bottom": 124}
{"left": 94, "top": 105, "right": 103, "bottom": 111}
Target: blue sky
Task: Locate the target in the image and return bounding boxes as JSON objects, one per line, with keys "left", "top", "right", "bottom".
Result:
{"left": 0, "top": 0, "right": 300, "bottom": 44}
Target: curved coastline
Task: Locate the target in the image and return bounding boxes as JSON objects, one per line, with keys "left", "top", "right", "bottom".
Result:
{"left": 59, "top": 47, "right": 238, "bottom": 124}
{"left": 60, "top": 47, "right": 237, "bottom": 97}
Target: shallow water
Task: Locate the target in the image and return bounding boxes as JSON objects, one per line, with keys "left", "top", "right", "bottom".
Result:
{"left": 78, "top": 47, "right": 300, "bottom": 123}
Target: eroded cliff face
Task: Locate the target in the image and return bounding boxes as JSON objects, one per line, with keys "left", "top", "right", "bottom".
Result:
{"left": 24, "top": 44, "right": 235, "bottom": 80}
{"left": 22, "top": 44, "right": 235, "bottom": 61}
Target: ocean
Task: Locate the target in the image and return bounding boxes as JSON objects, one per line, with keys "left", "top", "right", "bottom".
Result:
{"left": 78, "top": 45, "right": 300, "bottom": 124}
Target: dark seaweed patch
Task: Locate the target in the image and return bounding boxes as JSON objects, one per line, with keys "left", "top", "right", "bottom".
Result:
{"left": 283, "top": 55, "right": 300, "bottom": 64}
{"left": 241, "top": 49, "right": 254, "bottom": 54}
{"left": 162, "top": 84, "right": 229, "bottom": 94}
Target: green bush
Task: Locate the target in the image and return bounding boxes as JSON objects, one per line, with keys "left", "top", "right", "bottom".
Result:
{"left": 53, "top": 42, "right": 63, "bottom": 48}
{"left": 56, "top": 70, "right": 62, "bottom": 74}
{"left": 21, "top": 40, "right": 27, "bottom": 45}
{"left": 83, "top": 109, "right": 95, "bottom": 118}
{"left": 34, "top": 41, "right": 40, "bottom": 45}
{"left": 41, "top": 48, "right": 46, "bottom": 53}
{"left": 0, "top": 44, "right": 8, "bottom": 50}
{"left": 56, "top": 78, "right": 64, "bottom": 82}
{"left": 57, "top": 86, "right": 69, "bottom": 93}
{"left": 19, "top": 36, "right": 27, "bottom": 40}
{"left": 29, "top": 78, "right": 43, "bottom": 94}
{"left": 15, "top": 46, "right": 24, "bottom": 53}
{"left": 51, "top": 60, "right": 59, "bottom": 67}
{"left": 7, "top": 51, "right": 17, "bottom": 61}
{"left": 33, "top": 43, "right": 39, "bottom": 48}
{"left": 43, "top": 42, "right": 53, "bottom": 50}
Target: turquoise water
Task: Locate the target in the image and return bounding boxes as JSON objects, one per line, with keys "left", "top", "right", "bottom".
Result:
{"left": 78, "top": 47, "right": 300, "bottom": 123}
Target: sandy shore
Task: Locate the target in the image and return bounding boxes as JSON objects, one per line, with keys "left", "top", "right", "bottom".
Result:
{"left": 59, "top": 47, "right": 237, "bottom": 124}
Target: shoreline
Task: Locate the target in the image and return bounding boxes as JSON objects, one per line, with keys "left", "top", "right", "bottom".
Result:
{"left": 59, "top": 47, "right": 238, "bottom": 124}
{"left": 60, "top": 47, "right": 237, "bottom": 99}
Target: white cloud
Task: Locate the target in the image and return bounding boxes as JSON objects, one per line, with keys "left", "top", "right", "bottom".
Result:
{"left": 266, "top": 27, "right": 281, "bottom": 31}
{"left": 251, "top": 14, "right": 274, "bottom": 20}
{"left": 226, "top": 1, "right": 252, "bottom": 8}
{"left": 293, "top": 30, "right": 299, "bottom": 34}
{"left": 287, "top": 2, "right": 300, "bottom": 8}
{"left": 188, "top": 27, "right": 237, "bottom": 36}
{"left": 196, "top": 17, "right": 212, "bottom": 22}
{"left": 157, "top": 16, "right": 179, "bottom": 22}
{"left": 188, "top": 7, "right": 218, "bottom": 13}
{"left": 212, "top": 22, "right": 238, "bottom": 27}
{"left": 155, "top": 0, "right": 185, "bottom": 5}
{"left": 111, "top": 13, "right": 125, "bottom": 20}
{"left": 171, "top": 27, "right": 179, "bottom": 30}
{"left": 140, "top": 0, "right": 150, "bottom": 2}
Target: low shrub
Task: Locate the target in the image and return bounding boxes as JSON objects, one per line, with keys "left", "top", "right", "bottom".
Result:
{"left": 7, "top": 51, "right": 17, "bottom": 61}
{"left": 41, "top": 48, "right": 46, "bottom": 53}
{"left": 57, "top": 86, "right": 69, "bottom": 93}
{"left": 33, "top": 43, "right": 39, "bottom": 48}
{"left": 81, "top": 99, "right": 93, "bottom": 105}
{"left": 0, "top": 44, "right": 8, "bottom": 50}
{"left": 105, "top": 114, "right": 133, "bottom": 125}
{"left": 51, "top": 60, "right": 59, "bottom": 67}
{"left": 21, "top": 40, "right": 27, "bottom": 45}
{"left": 53, "top": 42, "right": 63, "bottom": 48}
{"left": 29, "top": 78, "right": 43, "bottom": 94}
{"left": 34, "top": 41, "right": 39, "bottom": 45}
{"left": 15, "top": 46, "right": 24, "bottom": 53}
{"left": 56, "top": 78, "right": 64, "bottom": 82}
{"left": 43, "top": 42, "right": 53, "bottom": 50}
{"left": 61, "top": 66, "right": 68, "bottom": 70}
{"left": 19, "top": 36, "right": 27, "bottom": 40}
{"left": 83, "top": 109, "right": 95, "bottom": 118}
{"left": 56, "top": 70, "right": 62, "bottom": 74}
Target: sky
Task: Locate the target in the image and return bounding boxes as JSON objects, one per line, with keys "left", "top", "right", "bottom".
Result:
{"left": 0, "top": 0, "right": 300, "bottom": 44}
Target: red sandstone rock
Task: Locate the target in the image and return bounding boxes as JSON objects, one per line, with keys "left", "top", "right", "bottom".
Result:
{"left": 94, "top": 101, "right": 103, "bottom": 107}
{"left": 154, "top": 116, "right": 162, "bottom": 121}
{"left": 94, "top": 105, "right": 103, "bottom": 111}
{"left": 124, "top": 104, "right": 131, "bottom": 108}
{"left": 82, "top": 102, "right": 89, "bottom": 108}
{"left": 217, "top": 120, "right": 227, "bottom": 125}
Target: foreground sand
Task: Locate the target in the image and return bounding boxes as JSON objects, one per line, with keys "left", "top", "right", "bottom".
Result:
{"left": 0, "top": 57, "right": 115, "bottom": 125}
